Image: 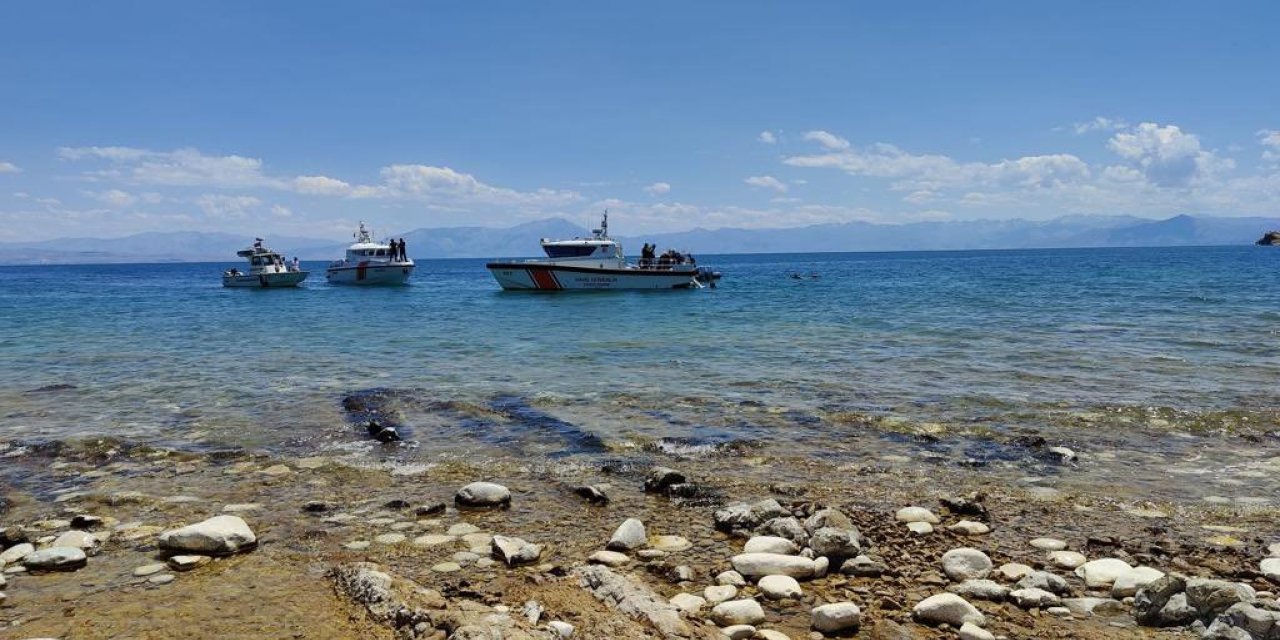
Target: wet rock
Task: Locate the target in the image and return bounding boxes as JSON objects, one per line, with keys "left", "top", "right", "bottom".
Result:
{"left": 895, "top": 507, "right": 940, "bottom": 524}
{"left": 168, "top": 555, "right": 211, "bottom": 571}
{"left": 669, "top": 592, "right": 706, "bottom": 614}
{"left": 0, "top": 526, "right": 29, "bottom": 548}
{"left": 491, "top": 535, "right": 542, "bottom": 566}
{"left": 0, "top": 542, "right": 33, "bottom": 565}
{"left": 159, "top": 515, "right": 257, "bottom": 556}
{"left": 648, "top": 535, "right": 692, "bottom": 552}
{"left": 710, "top": 599, "right": 765, "bottom": 626}
{"left": 714, "top": 499, "right": 789, "bottom": 533}
{"left": 455, "top": 482, "right": 511, "bottom": 508}
{"left": 840, "top": 554, "right": 887, "bottom": 577}
{"left": 1111, "top": 566, "right": 1166, "bottom": 598}
{"left": 913, "top": 593, "right": 985, "bottom": 627}
{"left": 1048, "top": 446, "right": 1077, "bottom": 463}
{"left": 133, "top": 563, "right": 165, "bottom": 576}
{"left": 704, "top": 585, "right": 738, "bottom": 604}
{"left": 743, "top": 535, "right": 798, "bottom": 555}
{"left": 940, "top": 494, "right": 988, "bottom": 519}
{"left": 588, "top": 550, "right": 630, "bottom": 568}
{"left": 948, "top": 579, "right": 1009, "bottom": 602}
{"left": 573, "top": 485, "right": 609, "bottom": 505}
{"left": 731, "top": 552, "right": 817, "bottom": 579}
{"left": 149, "top": 573, "right": 176, "bottom": 585}
{"left": 812, "top": 602, "right": 861, "bottom": 633}
{"left": 1186, "top": 578, "right": 1256, "bottom": 619}
{"left": 1010, "top": 587, "right": 1061, "bottom": 609}
{"left": 670, "top": 565, "right": 695, "bottom": 582}
{"left": 1016, "top": 571, "right": 1070, "bottom": 595}
{"left": 942, "top": 548, "right": 993, "bottom": 581}
{"left": 414, "top": 502, "right": 447, "bottom": 516}
{"left": 758, "top": 574, "right": 802, "bottom": 600}
{"left": 643, "top": 467, "right": 686, "bottom": 494}
{"left": 1134, "top": 574, "right": 1189, "bottom": 626}
{"left": 607, "top": 518, "right": 647, "bottom": 552}
{"left": 70, "top": 514, "right": 104, "bottom": 530}
{"left": 1048, "top": 550, "right": 1087, "bottom": 570}
{"left": 373, "top": 533, "right": 406, "bottom": 545}
{"left": 23, "top": 546, "right": 87, "bottom": 571}
{"left": 302, "top": 500, "right": 338, "bottom": 513}
{"left": 1074, "top": 557, "right": 1132, "bottom": 588}
{"left": 52, "top": 530, "right": 103, "bottom": 556}
{"left": 804, "top": 507, "right": 853, "bottom": 534}
{"left": 412, "top": 534, "right": 455, "bottom": 547}
{"left": 448, "top": 523, "right": 482, "bottom": 536}
{"left": 1061, "top": 597, "right": 1125, "bottom": 617}
{"left": 758, "top": 516, "right": 808, "bottom": 547}
{"left": 809, "top": 526, "right": 862, "bottom": 559}
{"left": 958, "top": 622, "right": 994, "bottom": 640}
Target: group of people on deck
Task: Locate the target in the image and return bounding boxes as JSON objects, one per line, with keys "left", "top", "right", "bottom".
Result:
{"left": 390, "top": 238, "right": 408, "bottom": 261}
{"left": 638, "top": 243, "right": 695, "bottom": 269}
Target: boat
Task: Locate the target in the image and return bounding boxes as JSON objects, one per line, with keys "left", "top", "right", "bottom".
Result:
{"left": 222, "top": 239, "right": 308, "bottom": 288}
{"left": 485, "top": 213, "right": 719, "bottom": 290}
{"left": 325, "top": 222, "right": 414, "bottom": 285}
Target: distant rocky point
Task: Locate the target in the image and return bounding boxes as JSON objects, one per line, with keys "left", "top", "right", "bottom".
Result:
{"left": 1257, "top": 231, "right": 1280, "bottom": 246}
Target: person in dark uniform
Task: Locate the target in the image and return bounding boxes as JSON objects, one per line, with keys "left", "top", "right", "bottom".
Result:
{"left": 398, "top": 238, "right": 407, "bottom": 261}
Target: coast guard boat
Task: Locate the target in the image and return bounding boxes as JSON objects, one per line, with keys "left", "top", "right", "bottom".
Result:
{"left": 222, "top": 239, "right": 308, "bottom": 288}
{"left": 325, "top": 222, "right": 414, "bottom": 285}
{"left": 485, "top": 213, "right": 718, "bottom": 291}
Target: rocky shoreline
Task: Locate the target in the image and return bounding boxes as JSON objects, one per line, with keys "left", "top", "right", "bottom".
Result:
{"left": 0, "top": 436, "right": 1278, "bottom": 639}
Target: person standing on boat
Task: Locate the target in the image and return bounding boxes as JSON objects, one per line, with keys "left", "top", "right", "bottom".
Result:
{"left": 398, "top": 238, "right": 407, "bottom": 261}
{"left": 291, "top": 256, "right": 300, "bottom": 272}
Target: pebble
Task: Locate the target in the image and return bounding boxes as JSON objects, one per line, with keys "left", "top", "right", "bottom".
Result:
{"left": 374, "top": 533, "right": 406, "bottom": 545}
{"left": 158, "top": 515, "right": 257, "bottom": 556}
{"left": 412, "top": 534, "right": 456, "bottom": 547}
{"left": 447, "top": 523, "right": 482, "bottom": 536}
{"left": 0, "top": 543, "right": 34, "bottom": 565}
{"left": 942, "top": 548, "right": 993, "bottom": 581}
{"left": 710, "top": 599, "right": 765, "bottom": 626}
{"left": 758, "top": 574, "right": 802, "bottom": 600}
{"left": 648, "top": 535, "right": 691, "bottom": 552}
{"left": 344, "top": 540, "right": 371, "bottom": 550}
{"left": 1074, "top": 558, "right": 1132, "bottom": 587}
{"left": 959, "top": 622, "right": 995, "bottom": 640}
{"left": 813, "top": 555, "right": 829, "bottom": 578}
{"left": 149, "top": 573, "right": 176, "bottom": 584}
{"left": 913, "top": 592, "right": 985, "bottom": 627}
{"left": 461, "top": 532, "right": 492, "bottom": 548}
{"left": 455, "top": 482, "right": 512, "bottom": 508}
{"left": 811, "top": 602, "right": 861, "bottom": 633}
{"left": 23, "top": 547, "right": 87, "bottom": 571}
{"left": 547, "top": 620, "right": 574, "bottom": 639}
{"left": 704, "top": 585, "right": 738, "bottom": 604}
{"left": 133, "top": 563, "right": 166, "bottom": 577}
{"left": 221, "top": 503, "right": 262, "bottom": 513}
{"left": 895, "top": 506, "right": 940, "bottom": 524}
{"left": 1010, "top": 587, "right": 1061, "bottom": 608}
{"left": 588, "top": 550, "right": 630, "bottom": 567}
{"left": 637, "top": 549, "right": 667, "bottom": 560}
{"left": 432, "top": 562, "right": 462, "bottom": 573}
{"left": 669, "top": 592, "right": 706, "bottom": 614}
{"left": 717, "top": 570, "right": 747, "bottom": 586}
{"left": 414, "top": 502, "right": 447, "bottom": 517}
{"left": 1048, "top": 550, "right": 1087, "bottom": 569}
{"left": 1260, "top": 558, "right": 1280, "bottom": 580}
{"left": 1111, "top": 566, "right": 1165, "bottom": 597}
{"left": 1030, "top": 537, "right": 1067, "bottom": 551}
{"left": 168, "top": 555, "right": 211, "bottom": 571}
{"left": 606, "top": 518, "right": 647, "bottom": 552}
{"left": 948, "top": 579, "right": 1010, "bottom": 602}
{"left": 755, "top": 630, "right": 790, "bottom": 640}
{"left": 948, "top": 520, "right": 990, "bottom": 535}
{"left": 452, "top": 551, "right": 480, "bottom": 563}
{"left": 389, "top": 522, "right": 414, "bottom": 531}
{"left": 996, "top": 562, "right": 1033, "bottom": 581}
{"left": 906, "top": 521, "right": 934, "bottom": 535}
{"left": 731, "top": 553, "right": 817, "bottom": 579}
{"left": 491, "top": 535, "right": 543, "bottom": 566}
{"left": 743, "top": 536, "right": 798, "bottom": 555}
{"left": 721, "top": 624, "right": 755, "bottom": 639}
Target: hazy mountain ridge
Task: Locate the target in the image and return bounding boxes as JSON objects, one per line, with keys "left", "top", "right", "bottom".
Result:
{"left": 2, "top": 215, "right": 1278, "bottom": 264}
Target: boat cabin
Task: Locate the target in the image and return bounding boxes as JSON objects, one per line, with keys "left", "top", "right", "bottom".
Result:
{"left": 537, "top": 213, "right": 624, "bottom": 263}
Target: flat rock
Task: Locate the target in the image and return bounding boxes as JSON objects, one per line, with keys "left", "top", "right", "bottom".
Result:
{"left": 1112, "top": 566, "right": 1166, "bottom": 598}
{"left": 1010, "top": 587, "right": 1061, "bottom": 609}
{"left": 648, "top": 535, "right": 692, "bottom": 552}
{"left": 710, "top": 599, "right": 765, "bottom": 626}
{"left": 809, "top": 526, "right": 861, "bottom": 558}
{"left": 1030, "top": 537, "right": 1067, "bottom": 551}
{"left": 158, "top": 515, "right": 257, "bottom": 556}
{"left": 643, "top": 467, "right": 686, "bottom": 494}
{"left": 149, "top": 573, "right": 175, "bottom": 584}
{"left": 716, "top": 570, "right": 747, "bottom": 586}
{"left": 731, "top": 552, "right": 817, "bottom": 579}
{"left": 704, "top": 585, "right": 738, "bottom": 604}
{"left": 669, "top": 592, "right": 706, "bottom": 614}
{"left": 756, "top": 630, "right": 790, "bottom": 640}
{"left": 607, "top": 518, "right": 646, "bottom": 551}
{"left": 942, "top": 548, "right": 993, "bottom": 581}
{"left": 432, "top": 562, "right": 461, "bottom": 573}
{"left": 23, "top": 546, "right": 87, "bottom": 571}
{"left": 588, "top": 550, "right": 630, "bottom": 567}
{"left": 491, "top": 535, "right": 542, "bottom": 566}
{"left": 959, "top": 622, "right": 995, "bottom": 640}
{"left": 758, "top": 574, "right": 802, "bottom": 600}
{"left": 168, "top": 555, "right": 210, "bottom": 571}
{"left": 895, "top": 506, "right": 940, "bottom": 524}
{"left": 455, "top": 482, "right": 511, "bottom": 508}
{"left": 811, "top": 602, "right": 861, "bottom": 633}
{"left": 948, "top": 520, "right": 990, "bottom": 536}
{"left": 721, "top": 624, "right": 755, "bottom": 639}
{"left": 52, "top": 530, "right": 103, "bottom": 556}
{"left": 374, "top": 533, "right": 406, "bottom": 545}
{"left": 948, "top": 579, "right": 1009, "bottom": 602}
{"left": 412, "top": 534, "right": 456, "bottom": 547}
{"left": 996, "top": 562, "right": 1033, "bottom": 581}
{"left": 448, "top": 522, "right": 482, "bottom": 536}
{"left": 743, "top": 535, "right": 798, "bottom": 555}
{"left": 1048, "top": 550, "right": 1087, "bottom": 569}
{"left": 0, "top": 543, "right": 33, "bottom": 565}
{"left": 1074, "top": 558, "right": 1132, "bottom": 587}
{"left": 133, "top": 563, "right": 166, "bottom": 577}
{"left": 906, "top": 521, "right": 934, "bottom": 535}
{"left": 913, "top": 592, "right": 985, "bottom": 627}
{"left": 840, "top": 554, "right": 887, "bottom": 577}
{"left": 1062, "top": 597, "right": 1126, "bottom": 617}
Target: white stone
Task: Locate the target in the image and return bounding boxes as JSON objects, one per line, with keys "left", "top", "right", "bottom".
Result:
{"left": 133, "top": 563, "right": 166, "bottom": 577}
{"left": 648, "top": 535, "right": 692, "bottom": 552}
{"left": 721, "top": 624, "right": 756, "bottom": 639}
{"left": 1260, "top": 558, "right": 1280, "bottom": 580}
{"left": 1074, "top": 558, "right": 1133, "bottom": 587}
{"left": 432, "top": 562, "right": 461, "bottom": 572}
{"left": 895, "top": 506, "right": 940, "bottom": 524}
{"left": 704, "top": 584, "right": 738, "bottom": 604}
{"left": 755, "top": 631, "right": 790, "bottom": 640}
{"left": 1030, "top": 537, "right": 1067, "bottom": 551}
{"left": 743, "top": 535, "right": 798, "bottom": 555}
{"left": 1268, "top": 542, "right": 1280, "bottom": 558}
{"left": 413, "top": 534, "right": 456, "bottom": 547}
{"left": 23, "top": 546, "right": 87, "bottom": 571}
{"left": 158, "top": 515, "right": 257, "bottom": 555}
{"left": 1111, "top": 566, "right": 1165, "bottom": 597}
{"left": 149, "top": 573, "right": 175, "bottom": 584}
{"left": 948, "top": 579, "right": 1010, "bottom": 602}
{"left": 1010, "top": 587, "right": 1061, "bottom": 608}
{"left": 731, "top": 553, "right": 816, "bottom": 579}
{"left": 447, "top": 522, "right": 482, "bottom": 536}
{"left": 913, "top": 593, "right": 985, "bottom": 627}
{"left": 669, "top": 592, "right": 706, "bottom": 614}
{"left": 455, "top": 482, "right": 511, "bottom": 507}
{"left": 906, "top": 521, "right": 934, "bottom": 535}
{"left": 588, "top": 550, "right": 630, "bottom": 567}
{"left": 52, "top": 530, "right": 103, "bottom": 556}
{"left": 168, "top": 555, "right": 210, "bottom": 571}
{"left": 758, "top": 574, "right": 802, "bottom": 600}
{"left": 374, "top": 533, "right": 406, "bottom": 545}
{"left": 813, "top": 555, "right": 829, "bottom": 578}
{"left": 716, "top": 570, "right": 746, "bottom": 586}
{"left": 942, "top": 548, "right": 993, "bottom": 581}
{"left": 948, "top": 520, "right": 990, "bottom": 535}
{"left": 710, "top": 599, "right": 765, "bottom": 626}
{"left": 491, "top": 535, "right": 542, "bottom": 566}
{"left": 811, "top": 602, "right": 861, "bottom": 633}
{"left": 0, "top": 543, "right": 33, "bottom": 565}
{"left": 958, "top": 622, "right": 995, "bottom": 640}
{"left": 1062, "top": 597, "right": 1126, "bottom": 616}
{"left": 996, "top": 562, "right": 1033, "bottom": 581}
{"left": 1048, "top": 550, "right": 1087, "bottom": 570}
{"left": 607, "top": 518, "right": 646, "bottom": 551}
{"left": 548, "top": 620, "right": 574, "bottom": 639}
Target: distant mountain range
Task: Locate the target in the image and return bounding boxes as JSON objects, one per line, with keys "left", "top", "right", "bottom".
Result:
{"left": 2, "top": 214, "right": 1278, "bottom": 264}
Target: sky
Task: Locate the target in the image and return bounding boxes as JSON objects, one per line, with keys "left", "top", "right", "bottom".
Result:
{"left": 1, "top": 1, "right": 1278, "bottom": 242}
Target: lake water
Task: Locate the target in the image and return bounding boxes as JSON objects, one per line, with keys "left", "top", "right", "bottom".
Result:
{"left": 2, "top": 246, "right": 1278, "bottom": 503}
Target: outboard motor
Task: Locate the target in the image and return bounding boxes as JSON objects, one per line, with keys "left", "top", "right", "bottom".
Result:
{"left": 695, "top": 266, "right": 721, "bottom": 288}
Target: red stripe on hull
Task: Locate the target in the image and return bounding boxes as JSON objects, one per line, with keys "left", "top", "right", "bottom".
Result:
{"left": 527, "top": 269, "right": 561, "bottom": 290}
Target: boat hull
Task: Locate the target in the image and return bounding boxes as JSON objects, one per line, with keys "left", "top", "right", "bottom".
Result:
{"left": 486, "top": 262, "right": 699, "bottom": 290}
{"left": 326, "top": 262, "right": 414, "bottom": 285}
{"left": 222, "top": 271, "right": 309, "bottom": 288}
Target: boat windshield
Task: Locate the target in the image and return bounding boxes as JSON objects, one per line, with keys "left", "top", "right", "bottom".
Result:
{"left": 544, "top": 245, "right": 598, "bottom": 258}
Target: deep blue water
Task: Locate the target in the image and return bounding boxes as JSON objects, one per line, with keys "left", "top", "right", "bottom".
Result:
{"left": 1, "top": 246, "right": 1277, "bottom": 464}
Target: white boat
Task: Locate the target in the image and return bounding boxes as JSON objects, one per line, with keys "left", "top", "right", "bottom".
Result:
{"left": 222, "top": 239, "right": 308, "bottom": 288}
{"left": 325, "top": 222, "right": 414, "bottom": 285}
{"left": 486, "top": 213, "right": 718, "bottom": 291}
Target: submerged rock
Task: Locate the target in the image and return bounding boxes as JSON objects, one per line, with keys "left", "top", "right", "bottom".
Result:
{"left": 159, "top": 516, "right": 256, "bottom": 556}
{"left": 573, "top": 485, "right": 609, "bottom": 505}
{"left": 491, "top": 535, "right": 542, "bottom": 566}
{"left": 23, "top": 546, "right": 87, "bottom": 571}
{"left": 606, "top": 518, "right": 646, "bottom": 552}
{"left": 643, "top": 467, "right": 686, "bottom": 494}
{"left": 455, "top": 482, "right": 511, "bottom": 508}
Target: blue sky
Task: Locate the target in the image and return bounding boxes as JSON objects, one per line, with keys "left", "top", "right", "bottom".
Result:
{"left": 1, "top": 1, "right": 1278, "bottom": 241}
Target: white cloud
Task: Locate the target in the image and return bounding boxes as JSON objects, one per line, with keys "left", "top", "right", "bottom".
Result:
{"left": 744, "top": 175, "right": 788, "bottom": 193}
{"left": 1259, "top": 129, "right": 1280, "bottom": 163}
{"left": 1072, "top": 116, "right": 1128, "bottom": 134}
{"left": 802, "top": 130, "right": 850, "bottom": 150}
{"left": 293, "top": 175, "right": 353, "bottom": 196}
{"left": 271, "top": 204, "right": 293, "bottom": 218}
{"left": 758, "top": 131, "right": 778, "bottom": 144}
{"left": 0, "top": 161, "right": 20, "bottom": 174}
{"left": 95, "top": 189, "right": 137, "bottom": 208}
{"left": 369, "top": 165, "right": 581, "bottom": 207}
{"left": 195, "top": 194, "right": 261, "bottom": 218}
{"left": 644, "top": 182, "right": 672, "bottom": 196}
{"left": 60, "top": 146, "right": 278, "bottom": 189}
{"left": 1107, "top": 122, "right": 1231, "bottom": 187}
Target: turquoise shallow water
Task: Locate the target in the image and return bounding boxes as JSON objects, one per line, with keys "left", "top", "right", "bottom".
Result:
{"left": 1, "top": 246, "right": 1279, "bottom": 501}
